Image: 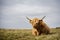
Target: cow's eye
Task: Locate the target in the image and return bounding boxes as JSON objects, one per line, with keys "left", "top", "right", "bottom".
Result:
{"left": 35, "top": 20, "right": 36, "bottom": 22}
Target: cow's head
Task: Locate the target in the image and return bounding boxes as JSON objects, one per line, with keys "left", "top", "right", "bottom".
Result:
{"left": 26, "top": 16, "right": 46, "bottom": 28}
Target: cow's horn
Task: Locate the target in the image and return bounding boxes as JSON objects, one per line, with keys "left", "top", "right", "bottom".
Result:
{"left": 41, "top": 16, "right": 46, "bottom": 20}
{"left": 26, "top": 16, "right": 31, "bottom": 21}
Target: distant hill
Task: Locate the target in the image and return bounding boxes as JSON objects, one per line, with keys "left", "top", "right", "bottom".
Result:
{"left": 56, "top": 27, "right": 60, "bottom": 29}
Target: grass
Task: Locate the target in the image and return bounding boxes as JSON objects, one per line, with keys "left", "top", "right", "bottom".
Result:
{"left": 0, "top": 28, "right": 60, "bottom": 40}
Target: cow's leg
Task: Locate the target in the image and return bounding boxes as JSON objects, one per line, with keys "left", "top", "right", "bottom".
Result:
{"left": 32, "top": 29, "right": 38, "bottom": 36}
{"left": 37, "top": 31, "right": 40, "bottom": 36}
{"left": 32, "top": 30, "right": 37, "bottom": 36}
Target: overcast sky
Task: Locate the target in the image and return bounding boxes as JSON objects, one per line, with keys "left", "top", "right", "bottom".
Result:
{"left": 0, "top": 0, "right": 60, "bottom": 29}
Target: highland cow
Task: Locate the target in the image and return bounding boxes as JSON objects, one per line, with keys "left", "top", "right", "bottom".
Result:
{"left": 26, "top": 16, "right": 50, "bottom": 36}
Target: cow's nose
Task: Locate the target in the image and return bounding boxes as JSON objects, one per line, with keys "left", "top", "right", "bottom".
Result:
{"left": 36, "top": 23, "right": 38, "bottom": 24}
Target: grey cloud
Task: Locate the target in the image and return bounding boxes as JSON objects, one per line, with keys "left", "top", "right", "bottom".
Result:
{"left": 1, "top": 0, "right": 60, "bottom": 7}
{"left": 0, "top": 0, "right": 60, "bottom": 29}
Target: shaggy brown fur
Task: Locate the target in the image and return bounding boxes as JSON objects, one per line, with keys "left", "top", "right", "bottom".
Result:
{"left": 27, "top": 17, "right": 50, "bottom": 36}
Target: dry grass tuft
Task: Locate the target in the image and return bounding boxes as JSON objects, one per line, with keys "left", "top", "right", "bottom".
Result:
{"left": 0, "top": 28, "right": 60, "bottom": 40}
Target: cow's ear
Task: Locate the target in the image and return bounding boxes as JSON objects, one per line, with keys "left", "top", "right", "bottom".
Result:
{"left": 39, "top": 20, "right": 43, "bottom": 21}
{"left": 29, "top": 20, "right": 32, "bottom": 23}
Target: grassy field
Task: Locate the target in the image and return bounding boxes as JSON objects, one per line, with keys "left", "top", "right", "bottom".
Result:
{"left": 0, "top": 28, "right": 60, "bottom": 40}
